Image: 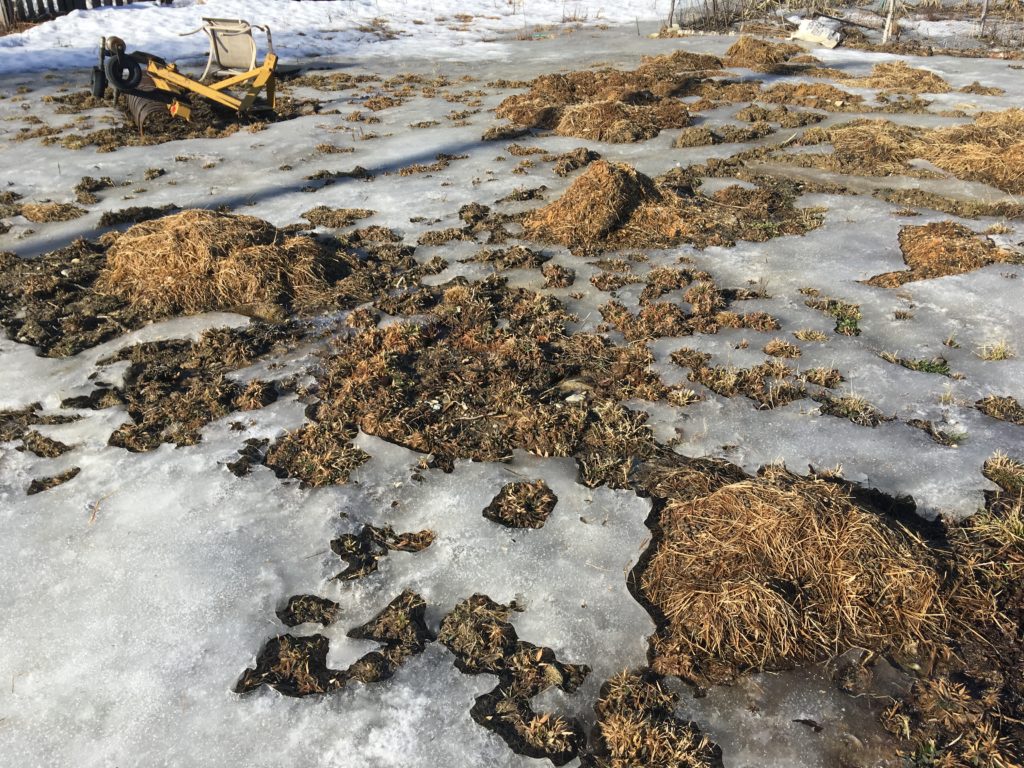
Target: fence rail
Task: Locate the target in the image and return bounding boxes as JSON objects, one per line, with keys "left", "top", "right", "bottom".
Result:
{"left": 1, "top": 0, "right": 132, "bottom": 29}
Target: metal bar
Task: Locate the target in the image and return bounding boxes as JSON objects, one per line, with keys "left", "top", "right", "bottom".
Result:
{"left": 147, "top": 61, "right": 243, "bottom": 111}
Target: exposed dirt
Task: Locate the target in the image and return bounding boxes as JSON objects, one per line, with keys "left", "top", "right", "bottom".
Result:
{"left": 95, "top": 324, "right": 295, "bottom": 452}
{"left": 977, "top": 394, "right": 1024, "bottom": 425}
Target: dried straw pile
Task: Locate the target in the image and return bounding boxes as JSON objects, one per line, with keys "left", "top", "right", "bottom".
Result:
{"left": 494, "top": 52, "right": 715, "bottom": 142}
{"left": 98, "top": 209, "right": 328, "bottom": 318}
{"left": 868, "top": 221, "right": 1020, "bottom": 287}
{"left": 923, "top": 109, "right": 1024, "bottom": 195}
{"left": 843, "top": 61, "right": 952, "bottom": 94}
{"left": 803, "top": 111, "right": 1024, "bottom": 194}
{"left": 522, "top": 161, "right": 671, "bottom": 249}
{"left": 642, "top": 469, "right": 946, "bottom": 677}
{"left": 20, "top": 202, "right": 87, "bottom": 223}
{"left": 555, "top": 99, "right": 689, "bottom": 143}
{"left": 722, "top": 36, "right": 802, "bottom": 72}
{"left": 523, "top": 160, "right": 823, "bottom": 252}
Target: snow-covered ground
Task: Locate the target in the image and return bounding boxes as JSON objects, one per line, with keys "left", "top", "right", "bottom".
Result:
{"left": 1, "top": 7, "right": 1023, "bottom": 767}
{"left": 0, "top": 0, "right": 673, "bottom": 74}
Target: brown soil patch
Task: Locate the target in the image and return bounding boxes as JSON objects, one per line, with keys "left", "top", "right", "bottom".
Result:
{"left": 670, "top": 348, "right": 838, "bottom": 409}
{"left": 27, "top": 467, "right": 81, "bottom": 495}
{"left": 873, "top": 188, "right": 1024, "bottom": 219}
{"left": 33, "top": 89, "right": 320, "bottom": 152}
{"left": 1, "top": 404, "right": 78, "bottom": 444}
{"left": 522, "top": 160, "right": 823, "bottom": 254}
{"left": 761, "top": 82, "right": 864, "bottom": 111}
{"left": 641, "top": 467, "right": 948, "bottom": 683}
{"left": 276, "top": 277, "right": 666, "bottom": 488}
{"left": 867, "top": 222, "right": 1020, "bottom": 287}
{"left": 97, "top": 210, "right": 330, "bottom": 320}
{"left": 100, "top": 324, "right": 293, "bottom": 452}
{"left": 19, "top": 429, "right": 72, "bottom": 458}
{"left": 673, "top": 126, "right": 719, "bottom": 147}
{"left": 552, "top": 147, "right": 600, "bottom": 176}
{"left": 236, "top": 590, "right": 432, "bottom": 696}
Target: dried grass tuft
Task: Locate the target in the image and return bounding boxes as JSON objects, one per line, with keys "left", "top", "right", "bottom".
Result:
{"left": 98, "top": 210, "right": 330, "bottom": 319}
{"left": 643, "top": 469, "right": 947, "bottom": 676}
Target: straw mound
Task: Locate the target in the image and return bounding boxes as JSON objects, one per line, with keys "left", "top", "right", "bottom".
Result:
{"left": 867, "top": 222, "right": 1019, "bottom": 287}
{"left": 794, "top": 111, "right": 1024, "bottom": 194}
{"left": 723, "top": 36, "right": 802, "bottom": 72}
{"left": 555, "top": 99, "right": 689, "bottom": 143}
{"left": 843, "top": 61, "right": 952, "bottom": 94}
{"left": 20, "top": 202, "right": 87, "bottom": 223}
{"left": 495, "top": 55, "right": 715, "bottom": 140}
{"left": 827, "top": 119, "right": 920, "bottom": 174}
{"left": 523, "top": 161, "right": 823, "bottom": 253}
{"left": 673, "top": 126, "right": 719, "bottom": 147}
{"left": 98, "top": 210, "right": 329, "bottom": 319}
{"left": 762, "top": 82, "right": 863, "bottom": 110}
{"left": 642, "top": 469, "right": 946, "bottom": 678}
{"left": 523, "top": 161, "right": 663, "bottom": 247}
{"left": 923, "top": 109, "right": 1024, "bottom": 195}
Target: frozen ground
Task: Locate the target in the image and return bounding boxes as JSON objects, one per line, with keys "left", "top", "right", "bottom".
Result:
{"left": 1, "top": 9, "right": 1023, "bottom": 768}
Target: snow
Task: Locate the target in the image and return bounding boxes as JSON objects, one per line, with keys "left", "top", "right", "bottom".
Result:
{"left": 2, "top": 11, "right": 1024, "bottom": 768}
{"left": 0, "top": 0, "right": 674, "bottom": 75}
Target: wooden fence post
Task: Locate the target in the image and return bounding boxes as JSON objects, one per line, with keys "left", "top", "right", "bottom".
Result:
{"left": 0, "top": 0, "right": 14, "bottom": 32}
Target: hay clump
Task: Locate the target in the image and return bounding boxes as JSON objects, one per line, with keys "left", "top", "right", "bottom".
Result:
{"left": 922, "top": 109, "right": 1024, "bottom": 195}
{"left": 523, "top": 161, "right": 662, "bottom": 248}
{"left": 98, "top": 209, "right": 330, "bottom": 319}
{"left": 867, "top": 221, "right": 1020, "bottom": 287}
{"left": 522, "top": 160, "right": 823, "bottom": 253}
{"left": 641, "top": 468, "right": 947, "bottom": 680}
{"left": 302, "top": 206, "right": 374, "bottom": 228}
{"left": 843, "top": 61, "right": 952, "bottom": 94}
{"left": 673, "top": 126, "right": 719, "bottom": 148}
{"left": 554, "top": 99, "right": 689, "bottom": 143}
{"left": 20, "top": 202, "right": 86, "bottom": 223}
{"left": 723, "top": 36, "right": 802, "bottom": 72}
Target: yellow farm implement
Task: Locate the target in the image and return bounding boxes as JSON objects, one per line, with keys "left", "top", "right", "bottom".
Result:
{"left": 94, "top": 32, "right": 277, "bottom": 127}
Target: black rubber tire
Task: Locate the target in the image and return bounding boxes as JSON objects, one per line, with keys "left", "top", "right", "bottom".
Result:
{"left": 90, "top": 66, "right": 107, "bottom": 99}
{"left": 104, "top": 53, "right": 142, "bottom": 91}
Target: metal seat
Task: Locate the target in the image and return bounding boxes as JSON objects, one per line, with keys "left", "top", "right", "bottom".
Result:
{"left": 181, "top": 17, "right": 272, "bottom": 82}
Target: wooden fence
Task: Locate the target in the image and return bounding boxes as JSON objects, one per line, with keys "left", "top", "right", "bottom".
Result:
{"left": 1, "top": 0, "right": 133, "bottom": 29}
